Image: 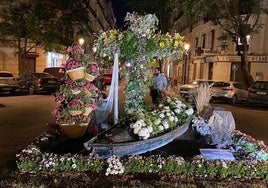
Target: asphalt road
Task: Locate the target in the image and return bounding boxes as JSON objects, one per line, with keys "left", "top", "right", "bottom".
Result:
{"left": 0, "top": 93, "right": 58, "bottom": 166}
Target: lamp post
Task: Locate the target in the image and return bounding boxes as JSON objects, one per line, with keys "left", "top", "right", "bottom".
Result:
{"left": 183, "top": 43, "right": 190, "bottom": 84}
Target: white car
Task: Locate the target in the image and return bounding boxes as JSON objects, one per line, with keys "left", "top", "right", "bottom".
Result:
{"left": 179, "top": 79, "right": 214, "bottom": 98}
{"left": 211, "top": 81, "right": 248, "bottom": 104}
{"left": 0, "top": 71, "right": 20, "bottom": 95}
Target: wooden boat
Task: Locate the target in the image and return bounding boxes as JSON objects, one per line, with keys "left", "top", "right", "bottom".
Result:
{"left": 83, "top": 118, "right": 191, "bottom": 158}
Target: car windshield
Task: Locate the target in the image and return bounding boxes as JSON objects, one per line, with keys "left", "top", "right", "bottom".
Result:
{"left": 189, "top": 80, "right": 213, "bottom": 85}
{"left": 0, "top": 72, "right": 13, "bottom": 77}
{"left": 213, "top": 82, "right": 230, "bottom": 87}
{"left": 253, "top": 82, "right": 268, "bottom": 90}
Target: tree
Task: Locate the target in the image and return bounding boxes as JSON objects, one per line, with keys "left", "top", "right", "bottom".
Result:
{"left": 172, "top": 0, "right": 267, "bottom": 86}
{"left": 0, "top": 0, "right": 107, "bottom": 74}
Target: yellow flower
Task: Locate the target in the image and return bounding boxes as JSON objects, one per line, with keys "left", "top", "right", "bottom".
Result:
{"left": 159, "top": 42, "right": 165, "bottom": 48}
{"left": 174, "top": 40, "right": 180, "bottom": 47}
{"left": 103, "top": 37, "right": 108, "bottom": 44}
{"left": 109, "top": 30, "right": 117, "bottom": 40}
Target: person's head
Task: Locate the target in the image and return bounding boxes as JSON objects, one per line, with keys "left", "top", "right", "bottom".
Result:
{"left": 154, "top": 67, "right": 160, "bottom": 74}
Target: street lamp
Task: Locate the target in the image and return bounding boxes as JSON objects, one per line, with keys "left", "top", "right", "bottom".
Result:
{"left": 183, "top": 43, "right": 190, "bottom": 84}
{"left": 78, "top": 38, "right": 85, "bottom": 46}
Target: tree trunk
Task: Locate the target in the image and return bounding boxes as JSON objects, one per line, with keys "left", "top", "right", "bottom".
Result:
{"left": 239, "top": 45, "right": 254, "bottom": 87}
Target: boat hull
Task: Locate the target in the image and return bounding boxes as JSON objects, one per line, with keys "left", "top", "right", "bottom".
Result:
{"left": 84, "top": 118, "right": 191, "bottom": 158}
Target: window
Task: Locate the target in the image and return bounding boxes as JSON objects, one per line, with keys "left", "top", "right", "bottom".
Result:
{"left": 210, "top": 29, "right": 215, "bottom": 51}
{"left": 202, "top": 34, "right": 206, "bottom": 48}
{"left": 195, "top": 37, "right": 199, "bottom": 48}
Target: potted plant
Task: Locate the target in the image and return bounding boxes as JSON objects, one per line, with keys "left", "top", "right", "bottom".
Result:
{"left": 85, "top": 62, "right": 99, "bottom": 82}
{"left": 52, "top": 43, "right": 99, "bottom": 138}
{"left": 63, "top": 44, "right": 87, "bottom": 81}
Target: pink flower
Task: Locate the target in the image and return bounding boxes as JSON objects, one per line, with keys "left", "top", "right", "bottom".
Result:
{"left": 85, "top": 82, "right": 98, "bottom": 91}
{"left": 67, "top": 46, "right": 73, "bottom": 52}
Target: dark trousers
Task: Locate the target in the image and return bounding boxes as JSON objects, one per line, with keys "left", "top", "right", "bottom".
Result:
{"left": 150, "top": 89, "right": 163, "bottom": 105}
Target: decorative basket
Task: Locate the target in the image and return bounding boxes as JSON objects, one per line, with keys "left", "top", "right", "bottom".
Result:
{"left": 84, "top": 73, "right": 95, "bottom": 82}
{"left": 83, "top": 106, "right": 93, "bottom": 116}
{"left": 67, "top": 67, "right": 86, "bottom": 81}
{"left": 59, "top": 123, "right": 88, "bottom": 139}
{"left": 69, "top": 110, "right": 83, "bottom": 116}
{"left": 71, "top": 89, "right": 81, "bottom": 95}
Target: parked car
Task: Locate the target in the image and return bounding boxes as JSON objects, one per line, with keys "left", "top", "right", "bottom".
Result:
{"left": 18, "top": 72, "right": 60, "bottom": 95}
{"left": 103, "top": 73, "right": 112, "bottom": 85}
{"left": 43, "top": 67, "right": 65, "bottom": 82}
{"left": 211, "top": 81, "right": 248, "bottom": 104}
{"left": 179, "top": 79, "right": 214, "bottom": 98}
{"left": 0, "top": 71, "right": 20, "bottom": 95}
{"left": 248, "top": 80, "right": 268, "bottom": 106}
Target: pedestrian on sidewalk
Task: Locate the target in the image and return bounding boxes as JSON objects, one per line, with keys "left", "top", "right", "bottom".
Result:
{"left": 150, "top": 67, "right": 168, "bottom": 106}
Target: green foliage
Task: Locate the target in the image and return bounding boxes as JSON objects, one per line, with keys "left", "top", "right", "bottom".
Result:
{"left": 0, "top": 0, "right": 99, "bottom": 53}
{"left": 120, "top": 32, "right": 138, "bottom": 61}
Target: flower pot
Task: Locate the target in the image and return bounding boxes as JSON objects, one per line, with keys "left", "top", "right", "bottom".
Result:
{"left": 84, "top": 73, "right": 95, "bottom": 82}
{"left": 83, "top": 106, "right": 93, "bottom": 116}
{"left": 67, "top": 67, "right": 85, "bottom": 81}
{"left": 71, "top": 89, "right": 81, "bottom": 95}
{"left": 84, "top": 88, "right": 97, "bottom": 98}
{"left": 59, "top": 123, "right": 88, "bottom": 139}
{"left": 69, "top": 110, "right": 83, "bottom": 116}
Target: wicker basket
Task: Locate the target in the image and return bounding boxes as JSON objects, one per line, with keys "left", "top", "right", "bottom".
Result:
{"left": 59, "top": 123, "right": 88, "bottom": 139}
{"left": 69, "top": 110, "right": 83, "bottom": 116}
{"left": 84, "top": 73, "right": 95, "bottom": 82}
{"left": 83, "top": 106, "right": 93, "bottom": 116}
{"left": 67, "top": 67, "right": 85, "bottom": 81}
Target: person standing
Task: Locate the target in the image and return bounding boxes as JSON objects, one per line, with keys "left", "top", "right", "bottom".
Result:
{"left": 150, "top": 67, "right": 168, "bottom": 106}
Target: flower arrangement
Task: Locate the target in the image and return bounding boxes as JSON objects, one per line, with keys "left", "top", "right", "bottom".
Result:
{"left": 63, "top": 44, "right": 87, "bottom": 71}
{"left": 130, "top": 97, "right": 194, "bottom": 139}
{"left": 93, "top": 12, "right": 185, "bottom": 114}
{"left": 52, "top": 43, "right": 98, "bottom": 130}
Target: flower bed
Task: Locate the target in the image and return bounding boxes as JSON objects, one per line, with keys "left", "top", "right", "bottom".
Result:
{"left": 15, "top": 125, "right": 268, "bottom": 180}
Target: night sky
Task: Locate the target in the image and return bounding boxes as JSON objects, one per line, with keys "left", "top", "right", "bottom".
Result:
{"left": 111, "top": 0, "right": 132, "bottom": 29}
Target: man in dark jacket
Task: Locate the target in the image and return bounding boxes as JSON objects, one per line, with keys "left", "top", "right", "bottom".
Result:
{"left": 150, "top": 67, "right": 168, "bottom": 106}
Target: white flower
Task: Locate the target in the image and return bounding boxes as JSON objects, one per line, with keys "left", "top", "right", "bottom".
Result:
{"left": 169, "top": 116, "right": 175, "bottom": 122}
{"left": 143, "top": 133, "right": 150, "bottom": 140}
{"left": 186, "top": 108, "right": 194, "bottom": 115}
{"left": 222, "top": 162, "right": 228, "bottom": 169}
{"left": 138, "top": 128, "right": 149, "bottom": 137}
{"left": 154, "top": 119, "right": 161, "bottom": 125}
{"left": 158, "top": 125, "right": 164, "bottom": 131}
{"left": 133, "top": 127, "right": 141, "bottom": 134}
{"left": 158, "top": 103, "right": 164, "bottom": 108}
{"left": 147, "top": 125, "right": 153, "bottom": 133}
{"left": 166, "top": 97, "right": 171, "bottom": 103}
{"left": 72, "top": 164, "right": 77, "bottom": 169}
{"left": 174, "top": 108, "right": 181, "bottom": 114}
{"left": 159, "top": 113, "right": 165, "bottom": 119}
{"left": 162, "top": 121, "right": 169, "bottom": 129}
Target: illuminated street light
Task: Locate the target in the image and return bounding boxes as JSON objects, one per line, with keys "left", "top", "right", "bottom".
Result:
{"left": 184, "top": 43, "right": 190, "bottom": 53}
{"left": 78, "top": 38, "right": 85, "bottom": 46}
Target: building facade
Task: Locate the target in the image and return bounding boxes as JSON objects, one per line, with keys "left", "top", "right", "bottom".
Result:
{"left": 169, "top": 7, "right": 268, "bottom": 85}
{"left": 0, "top": 0, "right": 115, "bottom": 77}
